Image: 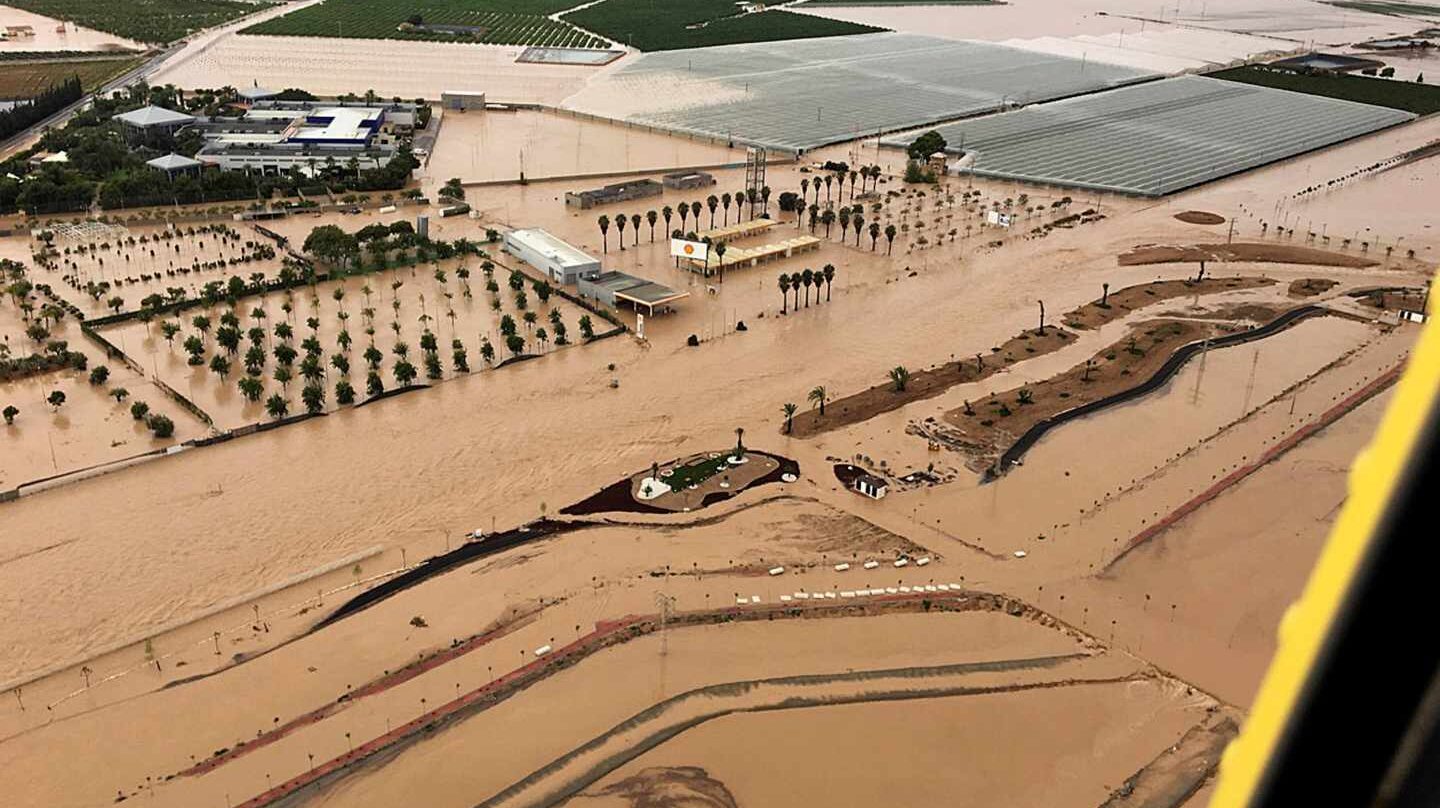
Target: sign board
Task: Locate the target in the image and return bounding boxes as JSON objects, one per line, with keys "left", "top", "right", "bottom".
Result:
{"left": 670, "top": 238, "right": 708, "bottom": 262}
{"left": 636, "top": 313, "right": 645, "bottom": 340}
{"left": 985, "top": 210, "right": 1012, "bottom": 228}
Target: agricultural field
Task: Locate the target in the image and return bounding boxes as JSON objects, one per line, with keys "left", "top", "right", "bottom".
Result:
{"left": 1323, "top": 0, "right": 1440, "bottom": 18}
{"left": 2, "top": 0, "right": 271, "bottom": 45}
{"left": 563, "top": 0, "right": 885, "bottom": 51}
{"left": 797, "top": 0, "right": 997, "bottom": 5}
{"left": 242, "top": 0, "right": 610, "bottom": 48}
{"left": 1211, "top": 65, "right": 1440, "bottom": 115}
{"left": 0, "top": 56, "right": 143, "bottom": 99}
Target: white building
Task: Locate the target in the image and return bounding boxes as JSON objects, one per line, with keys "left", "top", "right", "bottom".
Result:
{"left": 441, "top": 91, "right": 486, "bottom": 111}
{"left": 503, "top": 228, "right": 601, "bottom": 285}
{"left": 193, "top": 102, "right": 413, "bottom": 176}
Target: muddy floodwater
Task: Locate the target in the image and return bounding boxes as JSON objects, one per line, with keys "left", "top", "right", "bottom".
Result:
{"left": 0, "top": 37, "right": 1436, "bottom": 807}
{"left": 0, "top": 5, "right": 143, "bottom": 53}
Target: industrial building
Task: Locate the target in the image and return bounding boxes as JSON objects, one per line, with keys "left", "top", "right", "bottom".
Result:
{"left": 564, "top": 178, "right": 662, "bottom": 209}
{"left": 662, "top": 170, "right": 716, "bottom": 190}
{"left": 503, "top": 228, "right": 601, "bottom": 285}
{"left": 441, "top": 91, "right": 487, "bottom": 111}
{"left": 191, "top": 100, "right": 416, "bottom": 176}
{"left": 1269, "top": 53, "right": 1386, "bottom": 74}
{"left": 577, "top": 271, "right": 688, "bottom": 315}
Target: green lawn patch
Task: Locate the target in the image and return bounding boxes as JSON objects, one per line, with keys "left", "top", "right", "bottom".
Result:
{"left": 664, "top": 453, "right": 736, "bottom": 490}
{"left": 243, "top": 0, "right": 609, "bottom": 48}
{"left": 563, "top": 0, "right": 885, "bottom": 51}
{"left": 3, "top": 0, "right": 270, "bottom": 44}
{"left": 1210, "top": 65, "right": 1440, "bottom": 115}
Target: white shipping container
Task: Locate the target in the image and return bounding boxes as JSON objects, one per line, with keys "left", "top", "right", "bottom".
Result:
{"left": 894, "top": 558, "right": 909, "bottom": 568}
{"left": 768, "top": 566, "right": 785, "bottom": 576}
{"left": 834, "top": 563, "right": 851, "bottom": 572}
{"left": 863, "top": 560, "right": 880, "bottom": 570}
{"left": 916, "top": 557, "right": 932, "bottom": 566}
{"left": 534, "top": 645, "right": 552, "bottom": 657}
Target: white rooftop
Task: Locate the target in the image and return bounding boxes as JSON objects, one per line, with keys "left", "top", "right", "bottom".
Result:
{"left": 508, "top": 228, "right": 597, "bottom": 268}
{"left": 114, "top": 105, "right": 195, "bottom": 128}
{"left": 146, "top": 153, "right": 202, "bottom": 170}
{"left": 289, "top": 106, "right": 383, "bottom": 143}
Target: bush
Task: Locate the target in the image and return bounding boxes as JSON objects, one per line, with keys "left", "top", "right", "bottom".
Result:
{"left": 146, "top": 413, "right": 175, "bottom": 438}
{"left": 686, "top": 334, "right": 700, "bottom": 346}
{"left": 130, "top": 400, "right": 150, "bottom": 420}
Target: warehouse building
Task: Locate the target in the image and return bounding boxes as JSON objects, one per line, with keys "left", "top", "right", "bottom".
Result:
{"left": 442, "top": 91, "right": 487, "bottom": 111}
{"left": 662, "top": 170, "right": 716, "bottom": 190}
{"left": 577, "top": 271, "right": 688, "bottom": 315}
{"left": 503, "top": 228, "right": 602, "bottom": 285}
{"left": 564, "top": 178, "right": 662, "bottom": 209}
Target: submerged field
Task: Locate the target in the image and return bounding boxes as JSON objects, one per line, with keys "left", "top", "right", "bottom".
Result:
{"left": 2, "top": 0, "right": 270, "bottom": 45}
{"left": 562, "top": 0, "right": 885, "bottom": 51}
{"left": 0, "top": 55, "right": 142, "bottom": 98}
{"left": 243, "top": 0, "right": 610, "bottom": 48}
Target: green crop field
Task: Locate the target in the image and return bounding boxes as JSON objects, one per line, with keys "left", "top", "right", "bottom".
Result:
{"left": 3, "top": 0, "right": 270, "bottom": 44}
{"left": 0, "top": 57, "right": 143, "bottom": 99}
{"left": 798, "top": 0, "right": 998, "bottom": 5}
{"left": 1211, "top": 65, "right": 1440, "bottom": 115}
{"left": 243, "top": 0, "right": 610, "bottom": 48}
{"left": 1323, "top": 0, "right": 1440, "bottom": 18}
{"left": 563, "top": 0, "right": 885, "bottom": 51}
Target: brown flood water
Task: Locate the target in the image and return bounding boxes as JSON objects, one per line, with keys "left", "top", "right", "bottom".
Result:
{"left": 0, "top": 88, "right": 1433, "bottom": 698}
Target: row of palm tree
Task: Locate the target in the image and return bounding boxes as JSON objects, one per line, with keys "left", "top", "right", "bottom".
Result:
{"left": 798, "top": 165, "right": 882, "bottom": 208}
{"left": 776, "top": 265, "right": 836, "bottom": 313}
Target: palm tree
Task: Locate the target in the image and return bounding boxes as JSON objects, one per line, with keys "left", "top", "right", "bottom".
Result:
{"left": 662, "top": 206, "right": 673, "bottom": 235}
{"left": 824, "top": 174, "right": 833, "bottom": 202}
{"left": 677, "top": 203, "right": 689, "bottom": 232}
{"left": 761, "top": 185, "right": 771, "bottom": 216}
{"left": 714, "top": 242, "right": 728, "bottom": 280}
{"left": 822, "top": 264, "right": 835, "bottom": 301}
{"left": 597, "top": 215, "right": 610, "bottom": 253}
{"left": 889, "top": 365, "right": 911, "bottom": 392}
{"left": 838, "top": 208, "right": 851, "bottom": 242}
{"left": 782, "top": 401, "right": 797, "bottom": 433}
{"left": 801, "top": 269, "right": 814, "bottom": 307}
{"left": 808, "top": 385, "right": 827, "bottom": 416}
{"left": 265, "top": 393, "right": 288, "bottom": 419}
{"left": 646, "top": 210, "right": 658, "bottom": 242}
{"left": 800, "top": 178, "right": 810, "bottom": 206}
{"left": 631, "top": 213, "right": 641, "bottom": 246}
{"left": 615, "top": 214, "right": 628, "bottom": 250}
{"left": 706, "top": 195, "right": 719, "bottom": 229}
{"left": 869, "top": 222, "right": 881, "bottom": 251}
{"left": 808, "top": 205, "right": 819, "bottom": 233}
{"left": 884, "top": 224, "right": 897, "bottom": 255}
{"left": 821, "top": 209, "right": 835, "bottom": 238}
{"left": 852, "top": 214, "right": 865, "bottom": 246}
{"left": 721, "top": 192, "right": 732, "bottom": 225}
{"left": 778, "top": 273, "right": 790, "bottom": 314}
